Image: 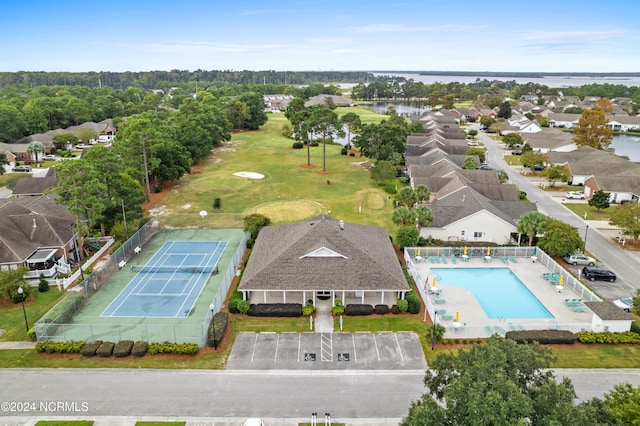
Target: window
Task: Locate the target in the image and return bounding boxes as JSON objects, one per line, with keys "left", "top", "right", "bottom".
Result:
{"left": 473, "top": 232, "right": 482, "bottom": 239}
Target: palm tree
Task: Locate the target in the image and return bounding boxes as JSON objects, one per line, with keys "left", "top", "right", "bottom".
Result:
{"left": 27, "top": 141, "right": 45, "bottom": 162}
{"left": 517, "top": 211, "right": 548, "bottom": 246}
{"left": 392, "top": 206, "right": 415, "bottom": 226}
{"left": 414, "top": 205, "right": 434, "bottom": 227}
{"left": 0, "top": 152, "right": 8, "bottom": 175}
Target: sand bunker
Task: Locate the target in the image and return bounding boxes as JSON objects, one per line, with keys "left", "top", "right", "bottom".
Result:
{"left": 233, "top": 171, "right": 265, "bottom": 179}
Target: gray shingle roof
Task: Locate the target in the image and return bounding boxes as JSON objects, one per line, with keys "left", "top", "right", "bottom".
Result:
{"left": 584, "top": 301, "right": 632, "bottom": 321}
{"left": 239, "top": 215, "right": 409, "bottom": 292}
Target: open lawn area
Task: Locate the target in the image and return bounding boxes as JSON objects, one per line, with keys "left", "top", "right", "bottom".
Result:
{"left": 154, "top": 111, "right": 396, "bottom": 232}
{"left": 0, "top": 289, "right": 64, "bottom": 341}
{"left": 564, "top": 202, "right": 616, "bottom": 221}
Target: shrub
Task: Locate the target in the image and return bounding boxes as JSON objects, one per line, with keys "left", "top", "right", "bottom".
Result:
{"left": 341, "top": 147, "right": 348, "bottom": 155}
{"left": 292, "top": 142, "right": 304, "bottom": 149}
{"left": 349, "top": 152, "right": 356, "bottom": 157}
{"left": 506, "top": 329, "right": 577, "bottom": 344}
{"left": 344, "top": 304, "right": 374, "bottom": 316}
{"left": 213, "top": 198, "right": 221, "bottom": 209}
{"left": 38, "top": 274, "right": 50, "bottom": 292}
{"left": 96, "top": 341, "right": 115, "bottom": 357}
{"left": 391, "top": 304, "right": 400, "bottom": 314}
{"left": 302, "top": 305, "right": 316, "bottom": 316}
{"left": 27, "top": 327, "right": 37, "bottom": 340}
{"left": 236, "top": 300, "right": 250, "bottom": 314}
{"left": 41, "top": 292, "right": 84, "bottom": 324}
{"left": 80, "top": 340, "right": 103, "bottom": 357}
{"left": 148, "top": 342, "right": 199, "bottom": 355}
{"left": 228, "top": 291, "right": 243, "bottom": 314}
{"left": 576, "top": 331, "right": 640, "bottom": 344}
{"left": 331, "top": 305, "right": 345, "bottom": 316}
{"left": 374, "top": 304, "right": 389, "bottom": 315}
{"left": 35, "top": 340, "right": 85, "bottom": 354}
{"left": 245, "top": 238, "right": 255, "bottom": 249}
{"left": 207, "top": 312, "right": 229, "bottom": 348}
{"left": 519, "top": 190, "right": 527, "bottom": 200}
{"left": 396, "top": 299, "right": 408, "bottom": 313}
{"left": 113, "top": 340, "right": 134, "bottom": 357}
{"left": 247, "top": 303, "right": 302, "bottom": 317}
{"left": 631, "top": 321, "right": 640, "bottom": 334}
{"left": 131, "top": 341, "right": 149, "bottom": 357}
{"left": 383, "top": 180, "right": 398, "bottom": 195}
{"left": 405, "top": 292, "right": 421, "bottom": 314}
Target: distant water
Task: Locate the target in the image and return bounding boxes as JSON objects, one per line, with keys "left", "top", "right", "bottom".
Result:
{"left": 611, "top": 134, "right": 640, "bottom": 162}
{"left": 372, "top": 72, "right": 640, "bottom": 88}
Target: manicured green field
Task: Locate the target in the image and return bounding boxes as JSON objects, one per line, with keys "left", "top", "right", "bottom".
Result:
{"left": 157, "top": 112, "right": 396, "bottom": 232}
{"left": 0, "top": 290, "right": 64, "bottom": 341}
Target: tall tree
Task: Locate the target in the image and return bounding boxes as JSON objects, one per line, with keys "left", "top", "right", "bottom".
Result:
{"left": 354, "top": 120, "right": 408, "bottom": 163}
{"left": 461, "top": 156, "right": 477, "bottom": 170}
{"left": 337, "top": 112, "right": 361, "bottom": 150}
{"left": 538, "top": 219, "right": 584, "bottom": 256}
{"left": 574, "top": 109, "right": 613, "bottom": 149}
{"left": 26, "top": 141, "right": 45, "bottom": 162}
{"left": 609, "top": 202, "right": 640, "bottom": 243}
{"left": 236, "top": 92, "right": 268, "bottom": 130}
{"left": 415, "top": 184, "right": 431, "bottom": 203}
{"left": 545, "top": 165, "right": 570, "bottom": 187}
{"left": 285, "top": 97, "right": 313, "bottom": 166}
{"left": 588, "top": 189, "right": 611, "bottom": 211}
{"left": 497, "top": 101, "right": 512, "bottom": 119}
{"left": 396, "top": 186, "right": 418, "bottom": 208}
{"left": 0, "top": 152, "right": 8, "bottom": 175}
{"left": 401, "top": 337, "right": 610, "bottom": 426}
{"left": 517, "top": 211, "right": 548, "bottom": 246}
{"left": 0, "top": 104, "right": 27, "bottom": 142}
{"left": 414, "top": 205, "right": 433, "bottom": 227}
{"left": 370, "top": 160, "right": 396, "bottom": 183}
{"left": 605, "top": 383, "right": 640, "bottom": 425}
{"left": 392, "top": 206, "right": 415, "bottom": 226}
{"left": 307, "top": 106, "right": 338, "bottom": 172}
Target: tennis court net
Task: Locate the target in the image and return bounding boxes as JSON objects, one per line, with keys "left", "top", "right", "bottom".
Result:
{"left": 134, "top": 265, "right": 218, "bottom": 274}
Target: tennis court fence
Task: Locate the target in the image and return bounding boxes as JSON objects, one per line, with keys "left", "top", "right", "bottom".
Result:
{"left": 35, "top": 222, "right": 248, "bottom": 347}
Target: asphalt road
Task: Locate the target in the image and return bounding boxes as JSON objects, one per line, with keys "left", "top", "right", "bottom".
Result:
{"left": 476, "top": 127, "right": 639, "bottom": 300}
{"left": 1, "top": 368, "right": 639, "bottom": 423}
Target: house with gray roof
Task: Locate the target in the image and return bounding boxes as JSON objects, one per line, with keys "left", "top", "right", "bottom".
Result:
{"left": 0, "top": 195, "right": 77, "bottom": 281}
{"left": 304, "top": 95, "right": 352, "bottom": 108}
{"left": 584, "top": 301, "right": 632, "bottom": 332}
{"left": 12, "top": 168, "right": 57, "bottom": 197}
{"left": 238, "top": 215, "right": 410, "bottom": 307}
{"left": 521, "top": 129, "right": 576, "bottom": 153}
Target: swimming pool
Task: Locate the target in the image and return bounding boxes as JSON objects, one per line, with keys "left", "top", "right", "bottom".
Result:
{"left": 431, "top": 268, "right": 553, "bottom": 319}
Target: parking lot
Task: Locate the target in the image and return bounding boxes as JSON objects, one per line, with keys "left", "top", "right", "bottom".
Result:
{"left": 227, "top": 332, "right": 427, "bottom": 370}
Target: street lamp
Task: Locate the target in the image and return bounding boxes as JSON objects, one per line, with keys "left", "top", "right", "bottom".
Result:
{"left": 209, "top": 303, "right": 216, "bottom": 349}
{"left": 583, "top": 225, "right": 589, "bottom": 252}
{"left": 17, "top": 287, "right": 29, "bottom": 332}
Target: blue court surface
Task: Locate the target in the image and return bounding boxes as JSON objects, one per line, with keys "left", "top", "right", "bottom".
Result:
{"left": 101, "top": 241, "right": 227, "bottom": 318}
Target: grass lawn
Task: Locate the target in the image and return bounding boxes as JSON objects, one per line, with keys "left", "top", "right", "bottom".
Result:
{"left": 0, "top": 172, "right": 25, "bottom": 189}
{"left": 0, "top": 289, "right": 64, "bottom": 341}
{"left": 156, "top": 112, "right": 396, "bottom": 233}
{"left": 564, "top": 203, "right": 615, "bottom": 221}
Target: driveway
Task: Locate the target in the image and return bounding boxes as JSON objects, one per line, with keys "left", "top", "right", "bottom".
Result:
{"left": 476, "top": 127, "right": 639, "bottom": 300}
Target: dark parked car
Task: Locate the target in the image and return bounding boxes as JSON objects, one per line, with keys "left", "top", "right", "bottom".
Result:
{"left": 533, "top": 164, "right": 545, "bottom": 171}
{"left": 511, "top": 150, "right": 522, "bottom": 155}
{"left": 582, "top": 266, "right": 616, "bottom": 283}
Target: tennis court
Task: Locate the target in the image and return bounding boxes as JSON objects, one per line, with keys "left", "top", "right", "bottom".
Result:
{"left": 101, "top": 241, "right": 227, "bottom": 318}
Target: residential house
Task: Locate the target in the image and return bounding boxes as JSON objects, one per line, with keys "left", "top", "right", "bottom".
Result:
{"left": 0, "top": 195, "right": 77, "bottom": 281}
{"left": 521, "top": 129, "right": 576, "bottom": 153}
{"left": 548, "top": 113, "right": 581, "bottom": 129}
{"left": 11, "top": 168, "right": 57, "bottom": 197}
{"left": 304, "top": 95, "right": 352, "bottom": 108}
{"left": 238, "top": 215, "right": 410, "bottom": 307}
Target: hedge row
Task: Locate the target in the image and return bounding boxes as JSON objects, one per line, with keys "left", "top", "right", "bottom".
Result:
{"left": 113, "top": 340, "right": 134, "bottom": 357}
{"left": 35, "top": 340, "right": 85, "bottom": 354}
{"left": 374, "top": 305, "right": 389, "bottom": 315}
{"left": 228, "top": 291, "right": 244, "bottom": 314}
{"left": 41, "top": 293, "right": 84, "bottom": 324}
{"left": 97, "top": 341, "right": 115, "bottom": 357}
{"left": 405, "top": 292, "right": 421, "bottom": 314}
{"left": 344, "top": 304, "right": 374, "bottom": 316}
{"left": 247, "top": 303, "right": 302, "bottom": 317}
{"left": 207, "top": 312, "right": 229, "bottom": 348}
{"left": 576, "top": 331, "right": 640, "bottom": 344}
{"left": 132, "top": 341, "right": 148, "bottom": 357}
{"left": 506, "top": 329, "right": 577, "bottom": 344}
{"left": 148, "top": 342, "right": 200, "bottom": 355}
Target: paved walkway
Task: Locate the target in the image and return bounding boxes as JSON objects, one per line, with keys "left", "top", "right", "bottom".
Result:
{"left": 0, "top": 341, "right": 35, "bottom": 349}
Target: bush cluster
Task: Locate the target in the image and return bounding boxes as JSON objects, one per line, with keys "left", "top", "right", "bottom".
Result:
{"left": 405, "top": 292, "right": 421, "bottom": 314}
{"left": 341, "top": 147, "right": 348, "bottom": 155}
{"left": 113, "top": 340, "right": 134, "bottom": 357}
{"left": 247, "top": 303, "right": 302, "bottom": 317}
{"left": 292, "top": 142, "right": 304, "bottom": 149}
{"left": 96, "top": 342, "right": 115, "bottom": 357}
{"left": 41, "top": 293, "right": 84, "bottom": 324}
{"left": 331, "top": 305, "right": 345, "bottom": 316}
{"left": 207, "top": 312, "right": 229, "bottom": 348}
{"left": 344, "top": 304, "right": 374, "bottom": 316}
{"left": 228, "top": 291, "right": 244, "bottom": 314}
{"left": 391, "top": 304, "right": 401, "bottom": 314}
{"left": 576, "top": 331, "right": 640, "bottom": 344}
{"left": 131, "top": 341, "right": 149, "bottom": 357}
{"left": 80, "top": 340, "right": 103, "bottom": 357}
{"left": 302, "top": 304, "right": 316, "bottom": 316}
{"left": 148, "top": 342, "right": 200, "bottom": 355}
{"left": 35, "top": 340, "right": 85, "bottom": 354}
{"left": 374, "top": 305, "right": 389, "bottom": 315}
{"left": 506, "top": 329, "right": 577, "bottom": 344}
{"left": 396, "top": 299, "right": 408, "bottom": 313}
{"left": 236, "top": 300, "right": 250, "bottom": 314}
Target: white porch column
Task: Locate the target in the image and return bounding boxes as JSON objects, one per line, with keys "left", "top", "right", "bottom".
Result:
{"left": 332, "top": 292, "right": 335, "bottom": 306}
{"left": 342, "top": 291, "right": 345, "bottom": 304}
{"left": 283, "top": 291, "right": 286, "bottom": 303}
{"left": 381, "top": 291, "right": 385, "bottom": 304}
{"left": 302, "top": 290, "right": 306, "bottom": 305}
{"left": 263, "top": 291, "right": 267, "bottom": 303}
{"left": 361, "top": 292, "right": 365, "bottom": 304}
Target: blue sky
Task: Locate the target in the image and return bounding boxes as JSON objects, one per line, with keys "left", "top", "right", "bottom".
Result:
{"left": 2, "top": 0, "right": 639, "bottom": 73}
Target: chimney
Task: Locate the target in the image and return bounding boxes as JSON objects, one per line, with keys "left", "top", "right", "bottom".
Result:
{"left": 339, "top": 220, "right": 344, "bottom": 231}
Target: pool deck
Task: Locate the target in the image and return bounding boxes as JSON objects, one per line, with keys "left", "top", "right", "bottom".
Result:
{"left": 412, "top": 256, "right": 593, "bottom": 338}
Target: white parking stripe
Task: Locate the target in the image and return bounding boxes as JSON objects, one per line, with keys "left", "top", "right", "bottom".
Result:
{"left": 395, "top": 333, "right": 404, "bottom": 362}
{"left": 373, "top": 334, "right": 381, "bottom": 361}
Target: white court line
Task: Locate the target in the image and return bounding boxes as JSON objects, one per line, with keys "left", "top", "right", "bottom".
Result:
{"left": 297, "top": 334, "right": 301, "bottom": 363}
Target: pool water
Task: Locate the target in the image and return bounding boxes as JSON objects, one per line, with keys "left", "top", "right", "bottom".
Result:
{"left": 431, "top": 268, "right": 553, "bottom": 319}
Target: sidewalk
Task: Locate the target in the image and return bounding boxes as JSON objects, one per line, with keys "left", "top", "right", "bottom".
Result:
{"left": 0, "top": 341, "right": 35, "bottom": 349}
